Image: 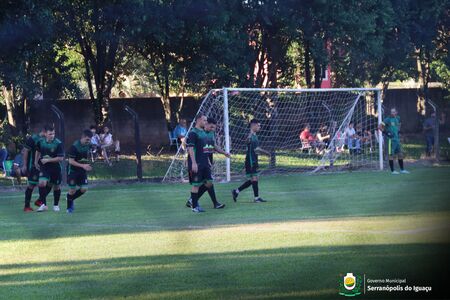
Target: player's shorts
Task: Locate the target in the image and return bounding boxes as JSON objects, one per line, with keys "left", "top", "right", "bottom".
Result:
{"left": 189, "top": 165, "right": 213, "bottom": 186}
{"left": 67, "top": 170, "right": 88, "bottom": 189}
{"left": 39, "top": 166, "right": 62, "bottom": 185}
{"left": 245, "top": 158, "right": 260, "bottom": 177}
{"left": 27, "top": 167, "right": 40, "bottom": 185}
{"left": 387, "top": 138, "right": 404, "bottom": 160}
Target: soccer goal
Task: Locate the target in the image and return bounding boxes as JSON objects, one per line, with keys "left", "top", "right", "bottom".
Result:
{"left": 163, "top": 88, "right": 383, "bottom": 183}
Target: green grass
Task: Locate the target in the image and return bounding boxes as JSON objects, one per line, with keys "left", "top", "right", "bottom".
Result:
{"left": 0, "top": 165, "right": 449, "bottom": 299}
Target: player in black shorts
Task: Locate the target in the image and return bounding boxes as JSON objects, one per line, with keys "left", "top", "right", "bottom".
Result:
{"left": 232, "top": 119, "right": 270, "bottom": 203}
{"left": 186, "top": 117, "right": 230, "bottom": 209}
{"left": 66, "top": 129, "right": 93, "bottom": 213}
{"left": 35, "top": 124, "right": 65, "bottom": 212}
{"left": 186, "top": 114, "right": 213, "bottom": 213}
{"left": 22, "top": 127, "right": 46, "bottom": 212}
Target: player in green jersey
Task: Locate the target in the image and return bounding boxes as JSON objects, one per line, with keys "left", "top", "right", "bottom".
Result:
{"left": 379, "top": 108, "right": 410, "bottom": 175}
{"left": 232, "top": 119, "right": 270, "bottom": 203}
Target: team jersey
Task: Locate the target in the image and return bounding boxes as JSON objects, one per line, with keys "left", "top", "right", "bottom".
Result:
{"left": 246, "top": 133, "right": 259, "bottom": 165}
{"left": 383, "top": 116, "right": 401, "bottom": 140}
{"left": 204, "top": 130, "right": 216, "bottom": 164}
{"left": 36, "top": 138, "right": 64, "bottom": 169}
{"left": 186, "top": 128, "right": 210, "bottom": 167}
{"left": 68, "top": 140, "right": 91, "bottom": 173}
{"left": 23, "top": 134, "right": 42, "bottom": 169}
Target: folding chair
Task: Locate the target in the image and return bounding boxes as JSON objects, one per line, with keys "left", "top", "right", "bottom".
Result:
{"left": 2, "top": 160, "right": 16, "bottom": 187}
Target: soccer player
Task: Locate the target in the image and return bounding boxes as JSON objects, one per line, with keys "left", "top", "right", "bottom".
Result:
{"left": 35, "top": 124, "right": 65, "bottom": 212}
{"left": 186, "top": 114, "right": 213, "bottom": 213}
{"left": 379, "top": 108, "right": 410, "bottom": 175}
{"left": 22, "top": 127, "right": 46, "bottom": 212}
{"left": 232, "top": 119, "right": 270, "bottom": 203}
{"left": 66, "top": 130, "right": 93, "bottom": 213}
{"left": 186, "top": 117, "right": 229, "bottom": 209}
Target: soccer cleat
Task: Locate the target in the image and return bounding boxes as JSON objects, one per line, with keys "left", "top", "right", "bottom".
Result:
{"left": 37, "top": 204, "right": 48, "bottom": 212}
{"left": 67, "top": 207, "right": 74, "bottom": 214}
{"left": 53, "top": 205, "right": 60, "bottom": 212}
{"left": 192, "top": 206, "right": 205, "bottom": 213}
{"left": 24, "top": 207, "right": 33, "bottom": 212}
{"left": 254, "top": 197, "right": 267, "bottom": 203}
{"left": 391, "top": 171, "right": 400, "bottom": 175}
{"left": 34, "top": 199, "right": 43, "bottom": 207}
{"left": 214, "top": 203, "right": 225, "bottom": 209}
{"left": 186, "top": 198, "right": 193, "bottom": 208}
{"left": 232, "top": 189, "right": 239, "bottom": 202}
{"left": 400, "top": 170, "right": 410, "bottom": 174}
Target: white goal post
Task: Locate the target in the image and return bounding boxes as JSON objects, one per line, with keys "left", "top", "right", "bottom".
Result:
{"left": 163, "top": 87, "right": 383, "bottom": 183}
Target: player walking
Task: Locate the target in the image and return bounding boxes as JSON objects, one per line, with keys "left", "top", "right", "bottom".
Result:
{"left": 232, "top": 119, "right": 270, "bottom": 203}
{"left": 66, "top": 130, "right": 93, "bottom": 213}
{"left": 35, "top": 125, "right": 64, "bottom": 212}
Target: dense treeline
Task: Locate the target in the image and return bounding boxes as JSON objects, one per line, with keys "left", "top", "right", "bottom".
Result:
{"left": 0, "top": 0, "right": 448, "bottom": 132}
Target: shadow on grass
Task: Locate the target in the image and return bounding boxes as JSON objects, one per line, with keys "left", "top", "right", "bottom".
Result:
{"left": 0, "top": 244, "right": 449, "bottom": 299}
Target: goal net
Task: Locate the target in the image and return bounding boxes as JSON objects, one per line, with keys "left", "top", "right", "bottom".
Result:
{"left": 163, "top": 88, "right": 383, "bottom": 183}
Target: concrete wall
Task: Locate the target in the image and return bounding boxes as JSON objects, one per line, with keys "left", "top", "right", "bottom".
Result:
{"left": 29, "top": 97, "right": 201, "bottom": 152}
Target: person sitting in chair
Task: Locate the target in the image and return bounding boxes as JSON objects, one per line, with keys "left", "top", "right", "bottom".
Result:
{"left": 173, "top": 118, "right": 188, "bottom": 145}
{"left": 299, "top": 124, "right": 317, "bottom": 150}
{"left": 100, "top": 126, "right": 120, "bottom": 166}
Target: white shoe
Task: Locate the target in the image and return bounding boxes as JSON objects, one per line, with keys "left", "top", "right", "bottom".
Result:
{"left": 53, "top": 205, "right": 60, "bottom": 212}
{"left": 400, "top": 170, "right": 410, "bottom": 174}
{"left": 391, "top": 171, "right": 400, "bottom": 175}
{"left": 37, "top": 204, "right": 48, "bottom": 212}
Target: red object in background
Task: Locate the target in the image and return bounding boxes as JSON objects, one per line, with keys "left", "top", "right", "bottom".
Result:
{"left": 321, "top": 65, "right": 331, "bottom": 88}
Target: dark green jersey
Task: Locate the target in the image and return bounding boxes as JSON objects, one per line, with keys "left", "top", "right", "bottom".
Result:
{"left": 186, "top": 127, "right": 209, "bottom": 167}
{"left": 23, "top": 134, "right": 42, "bottom": 169}
{"left": 204, "top": 131, "right": 215, "bottom": 163}
{"left": 68, "top": 140, "right": 90, "bottom": 173}
{"left": 246, "top": 133, "right": 259, "bottom": 164}
{"left": 383, "top": 116, "right": 401, "bottom": 140}
{"left": 36, "top": 138, "right": 64, "bottom": 170}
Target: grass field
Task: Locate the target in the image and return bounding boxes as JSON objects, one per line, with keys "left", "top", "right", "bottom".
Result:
{"left": 1, "top": 165, "right": 450, "bottom": 299}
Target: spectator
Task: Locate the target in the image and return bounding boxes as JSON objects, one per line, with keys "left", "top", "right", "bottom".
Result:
{"left": 345, "top": 122, "right": 361, "bottom": 154}
{"left": 299, "top": 124, "right": 317, "bottom": 146}
{"left": 0, "top": 143, "right": 8, "bottom": 172}
{"left": 10, "top": 151, "right": 24, "bottom": 184}
{"left": 90, "top": 125, "right": 101, "bottom": 157}
{"left": 100, "top": 126, "right": 121, "bottom": 165}
{"left": 423, "top": 112, "right": 436, "bottom": 156}
{"left": 316, "top": 124, "right": 330, "bottom": 152}
{"left": 173, "top": 118, "right": 188, "bottom": 145}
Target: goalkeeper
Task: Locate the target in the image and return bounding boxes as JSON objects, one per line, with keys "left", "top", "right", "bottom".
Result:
{"left": 379, "top": 108, "right": 410, "bottom": 175}
{"left": 232, "top": 119, "right": 270, "bottom": 203}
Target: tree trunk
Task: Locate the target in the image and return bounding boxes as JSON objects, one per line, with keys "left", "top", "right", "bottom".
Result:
{"left": 304, "top": 40, "right": 312, "bottom": 88}
{"left": 2, "top": 85, "right": 16, "bottom": 128}
{"left": 313, "top": 62, "right": 323, "bottom": 88}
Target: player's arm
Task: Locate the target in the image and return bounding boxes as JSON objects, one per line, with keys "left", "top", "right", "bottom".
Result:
{"left": 42, "top": 143, "right": 65, "bottom": 164}
{"left": 214, "top": 145, "right": 230, "bottom": 158}
{"left": 21, "top": 148, "right": 29, "bottom": 174}
{"left": 186, "top": 131, "right": 198, "bottom": 172}
{"left": 34, "top": 150, "right": 41, "bottom": 170}
{"left": 255, "top": 146, "right": 270, "bottom": 156}
{"left": 68, "top": 146, "right": 91, "bottom": 171}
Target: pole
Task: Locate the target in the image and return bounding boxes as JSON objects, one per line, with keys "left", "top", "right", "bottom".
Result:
{"left": 223, "top": 88, "right": 231, "bottom": 182}
{"left": 50, "top": 104, "right": 66, "bottom": 183}
{"left": 124, "top": 105, "right": 143, "bottom": 180}
{"left": 377, "top": 90, "right": 384, "bottom": 170}
{"left": 427, "top": 99, "right": 439, "bottom": 160}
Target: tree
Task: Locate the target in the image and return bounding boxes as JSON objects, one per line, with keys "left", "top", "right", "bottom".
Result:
{"left": 55, "top": 0, "right": 132, "bottom": 125}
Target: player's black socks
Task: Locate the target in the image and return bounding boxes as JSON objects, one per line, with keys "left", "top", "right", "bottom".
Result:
{"left": 53, "top": 189, "right": 61, "bottom": 206}
{"left": 198, "top": 185, "right": 208, "bottom": 199}
{"left": 25, "top": 187, "right": 33, "bottom": 208}
{"left": 389, "top": 160, "right": 394, "bottom": 172}
{"left": 72, "top": 190, "right": 84, "bottom": 200}
{"left": 207, "top": 185, "right": 218, "bottom": 205}
{"left": 251, "top": 181, "right": 259, "bottom": 198}
{"left": 398, "top": 159, "right": 404, "bottom": 170}
{"left": 191, "top": 192, "right": 199, "bottom": 208}
{"left": 67, "top": 193, "right": 74, "bottom": 209}
{"left": 39, "top": 186, "right": 48, "bottom": 205}
{"left": 238, "top": 180, "right": 252, "bottom": 192}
